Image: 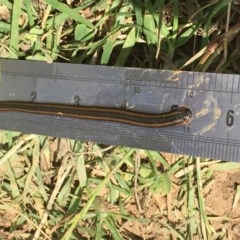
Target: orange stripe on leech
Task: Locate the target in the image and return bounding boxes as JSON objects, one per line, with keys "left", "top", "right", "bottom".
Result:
{"left": 0, "top": 107, "right": 189, "bottom": 127}
{"left": 0, "top": 101, "right": 182, "bottom": 118}
{"left": 0, "top": 102, "right": 192, "bottom": 127}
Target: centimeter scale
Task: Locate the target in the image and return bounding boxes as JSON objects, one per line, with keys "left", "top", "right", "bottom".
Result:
{"left": 0, "top": 59, "right": 239, "bottom": 162}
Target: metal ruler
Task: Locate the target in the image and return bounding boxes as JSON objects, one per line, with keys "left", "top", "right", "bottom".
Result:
{"left": 0, "top": 59, "right": 240, "bottom": 162}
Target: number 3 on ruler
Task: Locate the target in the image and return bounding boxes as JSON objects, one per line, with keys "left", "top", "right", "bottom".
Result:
{"left": 226, "top": 110, "right": 234, "bottom": 127}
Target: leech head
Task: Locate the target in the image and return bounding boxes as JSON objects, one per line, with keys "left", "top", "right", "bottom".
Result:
{"left": 182, "top": 107, "right": 193, "bottom": 125}
{"left": 175, "top": 106, "right": 193, "bottom": 125}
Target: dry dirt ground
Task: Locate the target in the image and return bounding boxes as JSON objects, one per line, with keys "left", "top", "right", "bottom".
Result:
{"left": 117, "top": 153, "right": 240, "bottom": 240}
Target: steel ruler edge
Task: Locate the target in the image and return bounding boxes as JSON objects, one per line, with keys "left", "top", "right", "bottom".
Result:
{"left": 0, "top": 59, "right": 240, "bottom": 162}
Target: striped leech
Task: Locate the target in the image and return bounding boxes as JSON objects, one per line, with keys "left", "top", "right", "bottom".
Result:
{"left": 0, "top": 101, "right": 192, "bottom": 127}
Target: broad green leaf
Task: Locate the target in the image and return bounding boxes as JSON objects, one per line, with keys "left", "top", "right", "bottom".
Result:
{"left": 74, "top": 24, "right": 94, "bottom": 41}
{"left": 139, "top": 165, "right": 153, "bottom": 178}
{"left": 209, "top": 162, "right": 240, "bottom": 171}
{"left": 115, "top": 27, "right": 138, "bottom": 66}
{"left": 101, "top": 39, "right": 115, "bottom": 65}
{"left": 143, "top": 14, "right": 157, "bottom": 44}
{"left": 175, "top": 24, "right": 199, "bottom": 48}
{"left": 150, "top": 173, "right": 171, "bottom": 194}
{"left": 76, "top": 155, "right": 87, "bottom": 187}
{"left": 148, "top": 150, "right": 169, "bottom": 168}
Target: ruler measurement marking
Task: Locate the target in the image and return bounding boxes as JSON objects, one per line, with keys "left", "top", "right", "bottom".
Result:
{"left": 166, "top": 131, "right": 234, "bottom": 144}
{"left": 190, "top": 72, "right": 194, "bottom": 89}
{"left": 219, "top": 74, "right": 223, "bottom": 93}
{"left": 220, "top": 142, "right": 224, "bottom": 160}
{"left": 230, "top": 74, "right": 234, "bottom": 103}
{"left": 234, "top": 145, "right": 238, "bottom": 162}
{"left": 227, "top": 75, "right": 232, "bottom": 100}
{"left": 3, "top": 72, "right": 125, "bottom": 84}
{"left": 233, "top": 145, "right": 237, "bottom": 162}
{"left": 190, "top": 72, "right": 194, "bottom": 90}
{"left": 209, "top": 72, "right": 213, "bottom": 91}
{"left": 234, "top": 74, "right": 239, "bottom": 93}
{"left": 195, "top": 72, "right": 199, "bottom": 91}
{"left": 230, "top": 145, "right": 233, "bottom": 161}
{"left": 230, "top": 145, "right": 234, "bottom": 162}
{"left": 218, "top": 142, "right": 221, "bottom": 160}
{"left": 208, "top": 139, "right": 213, "bottom": 159}
{"left": 223, "top": 74, "right": 227, "bottom": 92}
{"left": 230, "top": 145, "right": 235, "bottom": 161}
{"left": 182, "top": 135, "right": 187, "bottom": 156}
{"left": 220, "top": 74, "right": 224, "bottom": 92}
{"left": 212, "top": 140, "right": 217, "bottom": 160}
{"left": 193, "top": 138, "right": 197, "bottom": 157}
{"left": 233, "top": 144, "right": 238, "bottom": 162}
{"left": 220, "top": 143, "right": 224, "bottom": 161}
{"left": 237, "top": 74, "right": 240, "bottom": 92}
{"left": 196, "top": 138, "right": 200, "bottom": 157}
{"left": 181, "top": 138, "right": 185, "bottom": 155}
{"left": 163, "top": 133, "right": 235, "bottom": 145}
{"left": 184, "top": 133, "right": 191, "bottom": 153}
{"left": 176, "top": 73, "right": 182, "bottom": 89}
{"left": 215, "top": 72, "right": 220, "bottom": 92}
{"left": 223, "top": 74, "right": 228, "bottom": 92}
{"left": 213, "top": 72, "right": 217, "bottom": 92}
{"left": 231, "top": 145, "right": 234, "bottom": 161}
{"left": 88, "top": 78, "right": 240, "bottom": 94}
{"left": 203, "top": 72, "right": 207, "bottom": 92}
{"left": 236, "top": 145, "right": 239, "bottom": 162}
{"left": 206, "top": 73, "right": 211, "bottom": 91}
{"left": 5, "top": 63, "right": 239, "bottom": 91}
{"left": 211, "top": 141, "right": 215, "bottom": 159}
{"left": 209, "top": 142, "right": 213, "bottom": 159}
{"left": 236, "top": 144, "right": 240, "bottom": 162}
{"left": 186, "top": 71, "right": 190, "bottom": 89}
{"left": 185, "top": 135, "right": 189, "bottom": 155}
{"left": 205, "top": 141, "right": 209, "bottom": 159}
{"left": 218, "top": 142, "right": 222, "bottom": 160}
{"left": 224, "top": 143, "right": 228, "bottom": 161}
{"left": 211, "top": 72, "right": 217, "bottom": 91}
{"left": 216, "top": 142, "right": 221, "bottom": 160}
{"left": 214, "top": 142, "right": 219, "bottom": 159}
{"left": 200, "top": 140, "right": 204, "bottom": 158}
{"left": 180, "top": 73, "right": 184, "bottom": 89}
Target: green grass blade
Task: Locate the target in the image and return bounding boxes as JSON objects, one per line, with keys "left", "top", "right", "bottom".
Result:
{"left": 22, "top": 137, "right": 40, "bottom": 198}
{"left": 0, "top": 0, "right": 12, "bottom": 8}
{"left": 0, "top": 21, "right": 10, "bottom": 32}
{"left": 62, "top": 148, "right": 135, "bottom": 239}
{"left": 6, "top": 157, "right": 21, "bottom": 198}
{"left": 45, "top": 0, "right": 95, "bottom": 29}
{"left": 101, "top": 39, "right": 115, "bottom": 64}
{"left": 196, "top": 157, "right": 212, "bottom": 238}
{"left": 134, "top": 0, "right": 143, "bottom": 27}
{"left": 155, "top": 0, "right": 165, "bottom": 58}
{"left": 76, "top": 155, "right": 87, "bottom": 188}
{"left": 24, "top": 0, "right": 35, "bottom": 27}
{"left": 104, "top": 216, "right": 123, "bottom": 240}
{"left": 171, "top": 0, "right": 179, "bottom": 44}
{"left": 115, "top": 27, "right": 138, "bottom": 66}
{"left": 9, "top": 0, "right": 22, "bottom": 58}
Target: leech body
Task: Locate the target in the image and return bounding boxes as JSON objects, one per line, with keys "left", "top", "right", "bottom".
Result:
{"left": 0, "top": 101, "right": 192, "bottom": 127}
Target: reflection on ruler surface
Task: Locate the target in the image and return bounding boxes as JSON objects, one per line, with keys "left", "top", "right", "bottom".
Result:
{"left": 0, "top": 59, "right": 240, "bottom": 162}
